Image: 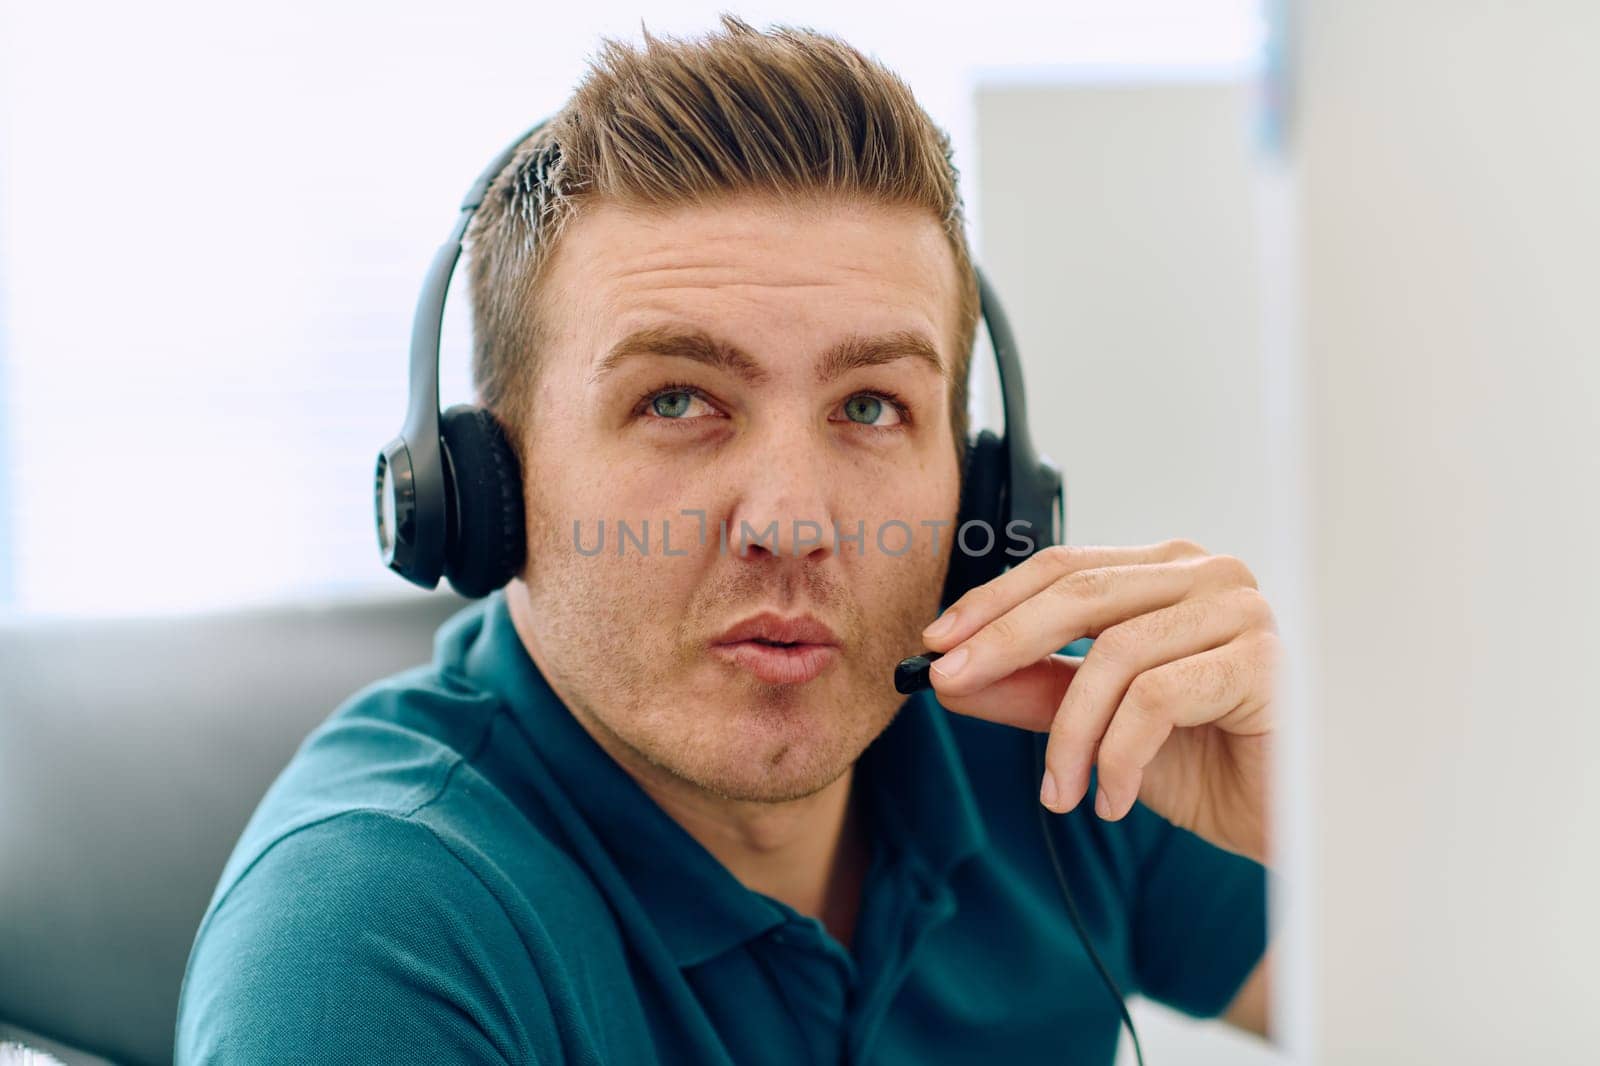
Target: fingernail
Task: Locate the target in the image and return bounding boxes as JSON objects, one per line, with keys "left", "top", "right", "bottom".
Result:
{"left": 1061, "top": 764, "right": 1088, "bottom": 811}
{"left": 1095, "top": 786, "right": 1114, "bottom": 819}
{"left": 929, "top": 645, "right": 969, "bottom": 680}
{"left": 923, "top": 610, "right": 958, "bottom": 642}
{"left": 1039, "top": 771, "right": 1060, "bottom": 810}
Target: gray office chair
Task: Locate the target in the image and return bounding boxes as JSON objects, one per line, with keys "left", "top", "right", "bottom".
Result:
{"left": 0, "top": 589, "right": 471, "bottom": 1065}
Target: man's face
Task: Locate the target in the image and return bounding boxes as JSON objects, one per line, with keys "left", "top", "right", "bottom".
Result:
{"left": 513, "top": 193, "right": 963, "bottom": 804}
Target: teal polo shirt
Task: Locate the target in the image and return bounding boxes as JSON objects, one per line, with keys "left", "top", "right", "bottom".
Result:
{"left": 176, "top": 590, "right": 1268, "bottom": 1064}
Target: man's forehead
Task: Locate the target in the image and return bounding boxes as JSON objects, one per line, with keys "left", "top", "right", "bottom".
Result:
{"left": 551, "top": 195, "right": 957, "bottom": 298}
{"left": 532, "top": 195, "right": 966, "bottom": 382}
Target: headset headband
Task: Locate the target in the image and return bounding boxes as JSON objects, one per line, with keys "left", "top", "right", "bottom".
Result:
{"left": 376, "top": 118, "right": 1062, "bottom": 598}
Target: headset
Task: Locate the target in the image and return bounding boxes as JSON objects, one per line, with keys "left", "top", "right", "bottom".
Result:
{"left": 373, "top": 119, "right": 1144, "bottom": 1065}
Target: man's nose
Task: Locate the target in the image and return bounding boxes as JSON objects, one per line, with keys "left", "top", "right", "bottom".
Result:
{"left": 724, "top": 428, "right": 838, "bottom": 562}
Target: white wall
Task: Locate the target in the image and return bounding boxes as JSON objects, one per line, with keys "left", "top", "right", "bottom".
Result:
{"left": 1294, "top": 1, "right": 1600, "bottom": 1062}
{"left": 976, "top": 78, "right": 1287, "bottom": 1066}
{"left": 0, "top": 0, "right": 1262, "bottom": 618}
{"left": 974, "top": 77, "right": 1273, "bottom": 573}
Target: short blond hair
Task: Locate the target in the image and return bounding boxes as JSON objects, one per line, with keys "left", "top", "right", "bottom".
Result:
{"left": 466, "top": 14, "right": 980, "bottom": 461}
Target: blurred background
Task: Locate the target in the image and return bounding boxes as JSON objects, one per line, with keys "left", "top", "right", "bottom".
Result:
{"left": 2, "top": 1, "right": 1596, "bottom": 1063}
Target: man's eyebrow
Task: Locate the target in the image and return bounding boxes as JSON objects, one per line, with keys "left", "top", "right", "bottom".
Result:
{"left": 815, "top": 331, "right": 947, "bottom": 383}
{"left": 590, "top": 325, "right": 948, "bottom": 385}
{"left": 591, "top": 327, "right": 770, "bottom": 385}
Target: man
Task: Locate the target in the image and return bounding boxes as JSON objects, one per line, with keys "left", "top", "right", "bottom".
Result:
{"left": 177, "top": 16, "right": 1276, "bottom": 1064}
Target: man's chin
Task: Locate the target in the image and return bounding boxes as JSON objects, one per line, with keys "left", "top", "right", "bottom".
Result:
{"left": 665, "top": 680, "right": 871, "bottom": 803}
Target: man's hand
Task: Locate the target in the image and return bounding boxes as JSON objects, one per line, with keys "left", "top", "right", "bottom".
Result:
{"left": 920, "top": 539, "right": 1278, "bottom": 866}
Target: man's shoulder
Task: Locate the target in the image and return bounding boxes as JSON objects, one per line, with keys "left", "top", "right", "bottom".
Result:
{"left": 175, "top": 808, "right": 557, "bottom": 1063}
{"left": 210, "top": 663, "right": 501, "bottom": 889}
{"left": 176, "top": 669, "right": 621, "bottom": 1062}
{"left": 205, "top": 661, "right": 606, "bottom": 933}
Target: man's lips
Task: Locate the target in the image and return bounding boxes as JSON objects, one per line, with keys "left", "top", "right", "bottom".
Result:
{"left": 713, "top": 612, "right": 839, "bottom": 646}
{"left": 710, "top": 612, "right": 841, "bottom": 685}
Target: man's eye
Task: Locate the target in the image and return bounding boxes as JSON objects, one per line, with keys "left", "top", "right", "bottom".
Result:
{"left": 646, "top": 388, "right": 715, "bottom": 419}
{"left": 836, "top": 393, "right": 903, "bottom": 427}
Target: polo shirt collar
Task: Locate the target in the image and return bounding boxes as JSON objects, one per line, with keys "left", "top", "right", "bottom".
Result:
{"left": 456, "top": 590, "right": 988, "bottom": 967}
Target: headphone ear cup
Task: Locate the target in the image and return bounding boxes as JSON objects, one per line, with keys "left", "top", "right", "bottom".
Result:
{"left": 939, "top": 429, "right": 1008, "bottom": 608}
{"left": 439, "top": 404, "right": 526, "bottom": 598}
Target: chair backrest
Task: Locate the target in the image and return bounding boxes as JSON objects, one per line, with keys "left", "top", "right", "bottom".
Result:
{"left": 0, "top": 590, "right": 470, "bottom": 1065}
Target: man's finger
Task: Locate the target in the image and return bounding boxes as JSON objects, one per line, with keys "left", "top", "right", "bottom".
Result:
{"left": 1090, "top": 633, "right": 1278, "bottom": 821}
{"left": 931, "top": 654, "right": 1081, "bottom": 732}
{"left": 921, "top": 539, "right": 1207, "bottom": 652}
{"left": 1044, "top": 587, "right": 1272, "bottom": 811}
{"left": 929, "top": 551, "right": 1251, "bottom": 699}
